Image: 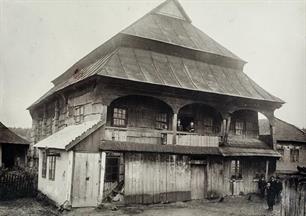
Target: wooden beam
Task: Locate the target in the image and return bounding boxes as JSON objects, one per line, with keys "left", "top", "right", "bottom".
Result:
{"left": 223, "top": 115, "right": 231, "bottom": 144}
{"left": 0, "top": 144, "right": 2, "bottom": 167}
{"left": 172, "top": 113, "right": 178, "bottom": 145}
{"left": 265, "top": 160, "right": 269, "bottom": 180}
{"left": 66, "top": 151, "right": 74, "bottom": 205}
{"left": 98, "top": 152, "right": 106, "bottom": 204}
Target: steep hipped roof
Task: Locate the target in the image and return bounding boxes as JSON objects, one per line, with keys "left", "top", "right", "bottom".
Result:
{"left": 29, "top": 0, "right": 284, "bottom": 109}
{"left": 259, "top": 118, "right": 306, "bottom": 143}
{"left": 121, "top": 0, "right": 241, "bottom": 60}
{"left": 0, "top": 122, "right": 30, "bottom": 145}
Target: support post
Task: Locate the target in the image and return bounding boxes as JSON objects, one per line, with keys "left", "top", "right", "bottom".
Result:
{"left": 265, "top": 160, "right": 269, "bottom": 180}
{"left": 223, "top": 115, "right": 231, "bottom": 144}
{"left": 66, "top": 151, "right": 74, "bottom": 206}
{"left": 0, "top": 144, "right": 2, "bottom": 167}
{"left": 172, "top": 113, "right": 178, "bottom": 145}
{"left": 98, "top": 152, "right": 106, "bottom": 204}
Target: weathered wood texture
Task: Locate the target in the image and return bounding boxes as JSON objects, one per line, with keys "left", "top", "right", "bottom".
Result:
{"left": 281, "top": 177, "right": 306, "bottom": 216}
{"left": 105, "top": 127, "right": 219, "bottom": 147}
{"left": 206, "top": 158, "right": 267, "bottom": 196}
{"left": 72, "top": 152, "right": 101, "bottom": 207}
{"left": 124, "top": 153, "right": 191, "bottom": 204}
{"left": 191, "top": 164, "right": 207, "bottom": 199}
{"left": 74, "top": 127, "right": 104, "bottom": 153}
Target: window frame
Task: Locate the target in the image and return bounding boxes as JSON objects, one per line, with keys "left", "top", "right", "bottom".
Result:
{"left": 290, "top": 148, "right": 299, "bottom": 162}
{"left": 231, "top": 159, "right": 242, "bottom": 179}
{"left": 41, "top": 151, "right": 47, "bottom": 178}
{"left": 48, "top": 156, "right": 56, "bottom": 181}
{"left": 74, "top": 105, "right": 85, "bottom": 124}
{"left": 155, "top": 112, "right": 168, "bottom": 130}
{"left": 112, "top": 107, "right": 127, "bottom": 127}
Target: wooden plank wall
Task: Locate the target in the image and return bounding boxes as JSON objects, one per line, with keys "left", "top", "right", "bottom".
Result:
{"left": 281, "top": 177, "right": 306, "bottom": 216}
{"left": 206, "top": 158, "right": 266, "bottom": 196}
{"left": 124, "top": 153, "right": 191, "bottom": 204}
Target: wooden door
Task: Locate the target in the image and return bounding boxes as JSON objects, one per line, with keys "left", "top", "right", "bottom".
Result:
{"left": 72, "top": 153, "right": 101, "bottom": 207}
{"left": 191, "top": 164, "right": 207, "bottom": 200}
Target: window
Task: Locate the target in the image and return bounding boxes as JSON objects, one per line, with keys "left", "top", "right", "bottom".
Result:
{"left": 235, "top": 121, "right": 244, "bottom": 135}
{"left": 41, "top": 151, "right": 47, "bottom": 178}
{"left": 231, "top": 160, "right": 242, "bottom": 179}
{"left": 203, "top": 117, "right": 214, "bottom": 134}
{"left": 156, "top": 113, "right": 168, "bottom": 130}
{"left": 246, "top": 121, "right": 258, "bottom": 137}
{"left": 48, "top": 156, "right": 56, "bottom": 181}
{"left": 105, "top": 157, "right": 119, "bottom": 182}
{"left": 74, "top": 106, "right": 84, "bottom": 123}
{"left": 290, "top": 149, "right": 299, "bottom": 162}
{"left": 278, "top": 148, "right": 284, "bottom": 161}
{"left": 112, "top": 108, "right": 127, "bottom": 127}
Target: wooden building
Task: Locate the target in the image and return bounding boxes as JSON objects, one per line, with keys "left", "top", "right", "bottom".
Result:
{"left": 280, "top": 168, "right": 306, "bottom": 216}
{"left": 0, "top": 122, "right": 30, "bottom": 168}
{"left": 30, "top": 0, "right": 283, "bottom": 207}
{"left": 259, "top": 118, "right": 306, "bottom": 174}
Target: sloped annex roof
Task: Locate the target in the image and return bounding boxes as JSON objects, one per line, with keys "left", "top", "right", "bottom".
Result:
{"left": 29, "top": 0, "right": 284, "bottom": 109}
{"left": 34, "top": 119, "right": 103, "bottom": 150}
{"left": 0, "top": 122, "right": 30, "bottom": 145}
{"left": 259, "top": 118, "right": 306, "bottom": 143}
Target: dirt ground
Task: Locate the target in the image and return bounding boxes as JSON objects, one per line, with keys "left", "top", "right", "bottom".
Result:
{"left": 0, "top": 195, "right": 280, "bottom": 216}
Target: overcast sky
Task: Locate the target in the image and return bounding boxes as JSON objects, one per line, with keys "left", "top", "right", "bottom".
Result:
{"left": 0, "top": 0, "right": 305, "bottom": 129}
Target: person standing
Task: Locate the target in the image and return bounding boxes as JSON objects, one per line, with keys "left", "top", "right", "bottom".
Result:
{"left": 275, "top": 176, "right": 283, "bottom": 203}
{"left": 258, "top": 175, "right": 267, "bottom": 198}
{"left": 266, "top": 176, "right": 277, "bottom": 211}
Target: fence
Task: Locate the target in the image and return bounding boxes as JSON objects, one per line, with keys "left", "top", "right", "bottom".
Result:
{"left": 281, "top": 175, "right": 306, "bottom": 216}
{"left": 0, "top": 170, "right": 38, "bottom": 200}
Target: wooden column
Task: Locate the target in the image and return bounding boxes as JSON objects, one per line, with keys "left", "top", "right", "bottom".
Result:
{"left": 0, "top": 144, "right": 2, "bottom": 167}
{"left": 265, "top": 160, "right": 269, "bottom": 180}
{"left": 98, "top": 152, "right": 106, "bottom": 204}
{"left": 223, "top": 115, "right": 231, "bottom": 144}
{"left": 172, "top": 113, "right": 178, "bottom": 145}
{"left": 66, "top": 151, "right": 74, "bottom": 205}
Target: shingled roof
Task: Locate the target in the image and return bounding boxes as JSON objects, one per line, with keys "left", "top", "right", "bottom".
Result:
{"left": 29, "top": 0, "right": 284, "bottom": 109}
{"left": 259, "top": 118, "right": 306, "bottom": 143}
{"left": 0, "top": 122, "right": 30, "bottom": 145}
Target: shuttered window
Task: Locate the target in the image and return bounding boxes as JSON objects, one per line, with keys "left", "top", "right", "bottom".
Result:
{"left": 48, "top": 156, "right": 56, "bottom": 181}
{"left": 41, "top": 151, "right": 47, "bottom": 178}
{"left": 155, "top": 113, "right": 168, "bottom": 130}
{"left": 112, "top": 108, "right": 127, "bottom": 127}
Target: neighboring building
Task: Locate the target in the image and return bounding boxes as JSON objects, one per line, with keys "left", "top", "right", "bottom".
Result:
{"left": 259, "top": 118, "right": 306, "bottom": 174}
{"left": 30, "top": 0, "right": 283, "bottom": 207}
{"left": 0, "top": 122, "right": 30, "bottom": 168}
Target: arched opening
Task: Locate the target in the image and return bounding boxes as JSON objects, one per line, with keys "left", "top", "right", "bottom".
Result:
{"left": 107, "top": 95, "right": 173, "bottom": 130}
{"left": 177, "top": 103, "right": 222, "bottom": 135}
{"left": 229, "top": 109, "right": 260, "bottom": 139}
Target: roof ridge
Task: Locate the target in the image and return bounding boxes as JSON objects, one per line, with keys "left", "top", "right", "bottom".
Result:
{"left": 275, "top": 117, "right": 306, "bottom": 135}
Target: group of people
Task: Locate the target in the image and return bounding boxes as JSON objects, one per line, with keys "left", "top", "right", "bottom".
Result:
{"left": 258, "top": 175, "right": 283, "bottom": 211}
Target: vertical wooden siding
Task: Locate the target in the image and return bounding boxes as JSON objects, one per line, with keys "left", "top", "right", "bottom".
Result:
{"left": 281, "top": 177, "right": 306, "bottom": 216}
{"left": 124, "top": 153, "right": 191, "bottom": 204}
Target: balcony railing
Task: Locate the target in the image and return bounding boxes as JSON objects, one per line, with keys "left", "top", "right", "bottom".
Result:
{"left": 104, "top": 126, "right": 220, "bottom": 147}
